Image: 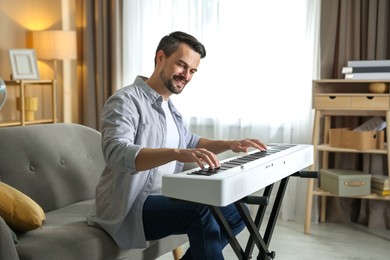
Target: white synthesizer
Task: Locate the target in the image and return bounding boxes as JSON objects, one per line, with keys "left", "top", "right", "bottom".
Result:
{"left": 162, "top": 143, "right": 313, "bottom": 207}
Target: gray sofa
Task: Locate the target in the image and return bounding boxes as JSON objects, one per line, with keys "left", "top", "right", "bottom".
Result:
{"left": 0, "top": 123, "right": 187, "bottom": 260}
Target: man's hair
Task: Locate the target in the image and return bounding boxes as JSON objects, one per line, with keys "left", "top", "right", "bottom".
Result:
{"left": 154, "top": 31, "right": 206, "bottom": 66}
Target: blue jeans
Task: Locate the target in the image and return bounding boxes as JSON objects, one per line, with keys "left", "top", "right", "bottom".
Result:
{"left": 142, "top": 195, "right": 245, "bottom": 260}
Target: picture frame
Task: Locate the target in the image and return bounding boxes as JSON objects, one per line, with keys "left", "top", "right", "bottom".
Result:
{"left": 9, "top": 49, "right": 40, "bottom": 80}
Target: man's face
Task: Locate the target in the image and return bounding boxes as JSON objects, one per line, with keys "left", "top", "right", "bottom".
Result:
{"left": 158, "top": 43, "right": 201, "bottom": 94}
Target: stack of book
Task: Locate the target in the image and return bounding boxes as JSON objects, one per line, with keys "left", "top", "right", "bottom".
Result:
{"left": 371, "top": 175, "right": 390, "bottom": 196}
{"left": 342, "top": 60, "right": 390, "bottom": 79}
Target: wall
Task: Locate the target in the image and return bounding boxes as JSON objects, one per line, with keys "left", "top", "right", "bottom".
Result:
{"left": 0, "top": 0, "right": 77, "bottom": 124}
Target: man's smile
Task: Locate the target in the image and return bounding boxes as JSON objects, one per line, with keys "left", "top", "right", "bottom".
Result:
{"left": 173, "top": 75, "right": 187, "bottom": 87}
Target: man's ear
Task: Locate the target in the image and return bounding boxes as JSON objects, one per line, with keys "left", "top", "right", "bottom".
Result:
{"left": 156, "top": 50, "right": 165, "bottom": 65}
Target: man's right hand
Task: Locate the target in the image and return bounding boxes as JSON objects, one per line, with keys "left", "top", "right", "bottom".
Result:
{"left": 174, "top": 148, "right": 220, "bottom": 170}
{"left": 135, "top": 147, "right": 220, "bottom": 171}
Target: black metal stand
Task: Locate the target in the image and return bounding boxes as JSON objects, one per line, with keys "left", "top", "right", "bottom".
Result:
{"left": 209, "top": 171, "right": 318, "bottom": 260}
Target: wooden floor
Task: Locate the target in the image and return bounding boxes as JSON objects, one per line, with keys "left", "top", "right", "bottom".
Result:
{"left": 158, "top": 220, "right": 389, "bottom": 260}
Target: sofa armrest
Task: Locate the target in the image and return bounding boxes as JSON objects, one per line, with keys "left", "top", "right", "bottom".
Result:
{"left": 0, "top": 216, "right": 19, "bottom": 260}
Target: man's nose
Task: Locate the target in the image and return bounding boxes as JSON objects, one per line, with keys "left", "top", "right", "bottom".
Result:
{"left": 180, "top": 69, "right": 192, "bottom": 81}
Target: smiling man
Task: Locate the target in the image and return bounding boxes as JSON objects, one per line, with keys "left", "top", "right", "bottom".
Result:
{"left": 88, "top": 31, "right": 267, "bottom": 260}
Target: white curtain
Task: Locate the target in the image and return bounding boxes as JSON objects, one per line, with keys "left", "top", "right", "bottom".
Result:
{"left": 123, "top": 0, "right": 321, "bottom": 222}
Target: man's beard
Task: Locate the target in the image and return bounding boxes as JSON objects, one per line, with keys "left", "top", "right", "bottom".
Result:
{"left": 159, "top": 71, "right": 184, "bottom": 95}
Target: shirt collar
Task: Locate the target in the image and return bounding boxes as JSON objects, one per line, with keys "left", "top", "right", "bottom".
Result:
{"left": 134, "top": 76, "right": 163, "bottom": 104}
{"left": 134, "top": 76, "right": 181, "bottom": 117}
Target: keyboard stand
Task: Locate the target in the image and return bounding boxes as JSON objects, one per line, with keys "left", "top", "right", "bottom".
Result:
{"left": 209, "top": 171, "right": 318, "bottom": 260}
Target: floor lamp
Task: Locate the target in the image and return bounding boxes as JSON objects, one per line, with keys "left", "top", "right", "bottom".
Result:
{"left": 32, "top": 30, "right": 77, "bottom": 80}
{"left": 31, "top": 30, "right": 77, "bottom": 122}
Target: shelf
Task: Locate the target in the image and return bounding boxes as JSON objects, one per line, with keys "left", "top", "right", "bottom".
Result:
{"left": 0, "top": 119, "right": 56, "bottom": 127}
{"left": 313, "top": 188, "right": 390, "bottom": 201}
{"left": 317, "top": 144, "right": 387, "bottom": 154}
{"left": 315, "top": 93, "right": 388, "bottom": 97}
{"left": 314, "top": 79, "right": 390, "bottom": 84}
{"left": 0, "top": 80, "right": 57, "bottom": 127}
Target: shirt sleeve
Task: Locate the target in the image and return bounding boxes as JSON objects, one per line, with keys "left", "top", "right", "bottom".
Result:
{"left": 100, "top": 91, "right": 141, "bottom": 174}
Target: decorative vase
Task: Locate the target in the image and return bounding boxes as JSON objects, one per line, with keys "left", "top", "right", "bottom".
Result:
{"left": 368, "top": 82, "right": 389, "bottom": 93}
{"left": 16, "top": 97, "right": 38, "bottom": 121}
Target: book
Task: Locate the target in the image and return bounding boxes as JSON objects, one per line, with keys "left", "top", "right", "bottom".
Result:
{"left": 344, "top": 72, "right": 390, "bottom": 80}
{"left": 342, "top": 66, "right": 390, "bottom": 74}
{"left": 372, "top": 175, "right": 390, "bottom": 183}
{"left": 371, "top": 188, "right": 390, "bottom": 196}
{"left": 371, "top": 181, "right": 389, "bottom": 191}
{"left": 371, "top": 175, "right": 390, "bottom": 185}
{"left": 347, "top": 60, "right": 390, "bottom": 67}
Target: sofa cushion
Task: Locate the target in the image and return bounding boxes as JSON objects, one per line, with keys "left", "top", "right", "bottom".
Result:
{"left": 16, "top": 199, "right": 188, "bottom": 260}
{"left": 0, "top": 181, "right": 45, "bottom": 232}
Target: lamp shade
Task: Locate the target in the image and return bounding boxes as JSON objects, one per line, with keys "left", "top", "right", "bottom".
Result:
{"left": 32, "top": 30, "right": 77, "bottom": 60}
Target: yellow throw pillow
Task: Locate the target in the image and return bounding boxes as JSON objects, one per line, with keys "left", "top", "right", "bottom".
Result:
{"left": 0, "top": 182, "right": 45, "bottom": 231}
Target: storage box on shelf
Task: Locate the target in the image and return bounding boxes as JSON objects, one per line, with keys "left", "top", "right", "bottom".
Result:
{"left": 329, "top": 128, "right": 384, "bottom": 150}
{"left": 304, "top": 79, "right": 390, "bottom": 234}
{"left": 320, "top": 169, "right": 371, "bottom": 196}
{"left": 0, "top": 80, "right": 57, "bottom": 127}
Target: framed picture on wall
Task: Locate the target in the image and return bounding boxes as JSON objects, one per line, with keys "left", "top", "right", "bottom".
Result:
{"left": 9, "top": 49, "right": 40, "bottom": 80}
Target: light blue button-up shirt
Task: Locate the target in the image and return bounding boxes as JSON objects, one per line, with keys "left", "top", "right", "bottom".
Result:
{"left": 87, "top": 76, "right": 200, "bottom": 249}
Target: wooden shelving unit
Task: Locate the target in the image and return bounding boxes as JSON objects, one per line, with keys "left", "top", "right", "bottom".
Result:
{"left": 304, "top": 79, "right": 390, "bottom": 234}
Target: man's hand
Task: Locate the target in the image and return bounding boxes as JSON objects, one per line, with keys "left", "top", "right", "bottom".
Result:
{"left": 196, "top": 138, "right": 267, "bottom": 157}
{"left": 136, "top": 147, "right": 220, "bottom": 171}
{"left": 174, "top": 148, "right": 220, "bottom": 169}
{"left": 230, "top": 138, "right": 267, "bottom": 153}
